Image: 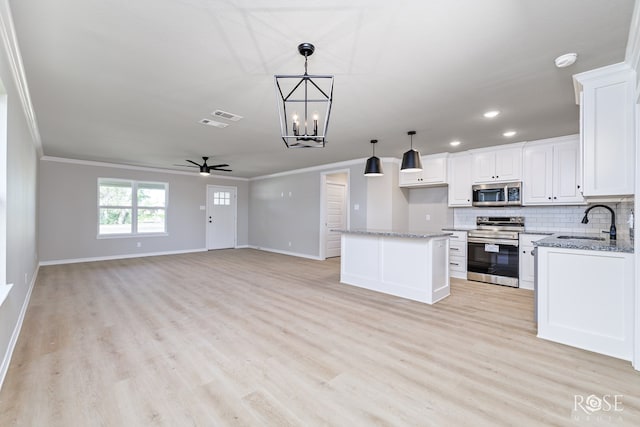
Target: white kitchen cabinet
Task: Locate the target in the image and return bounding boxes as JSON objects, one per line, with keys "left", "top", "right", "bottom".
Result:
{"left": 471, "top": 145, "right": 523, "bottom": 184}
{"left": 446, "top": 230, "right": 467, "bottom": 279}
{"left": 447, "top": 153, "right": 472, "bottom": 206}
{"left": 518, "top": 233, "right": 547, "bottom": 290}
{"left": 573, "top": 63, "right": 635, "bottom": 197}
{"left": 537, "top": 246, "right": 634, "bottom": 360}
{"left": 399, "top": 153, "right": 448, "bottom": 187}
{"left": 522, "top": 135, "right": 584, "bottom": 205}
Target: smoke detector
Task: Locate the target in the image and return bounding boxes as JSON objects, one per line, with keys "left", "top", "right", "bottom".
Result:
{"left": 554, "top": 53, "right": 577, "bottom": 68}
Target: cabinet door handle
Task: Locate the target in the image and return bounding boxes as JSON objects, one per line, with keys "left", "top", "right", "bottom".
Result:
{"left": 450, "top": 262, "right": 459, "bottom": 266}
{"left": 553, "top": 196, "right": 557, "bottom": 199}
{"left": 548, "top": 197, "right": 551, "bottom": 200}
{"left": 451, "top": 247, "right": 459, "bottom": 251}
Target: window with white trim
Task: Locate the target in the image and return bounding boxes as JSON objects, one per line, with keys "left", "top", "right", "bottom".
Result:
{"left": 98, "top": 179, "right": 168, "bottom": 236}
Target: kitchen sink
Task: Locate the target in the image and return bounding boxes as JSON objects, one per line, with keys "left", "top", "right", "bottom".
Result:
{"left": 556, "top": 235, "right": 605, "bottom": 241}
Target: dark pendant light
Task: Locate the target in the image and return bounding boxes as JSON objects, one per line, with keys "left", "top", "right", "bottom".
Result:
{"left": 274, "top": 43, "right": 334, "bottom": 148}
{"left": 400, "top": 130, "right": 422, "bottom": 172}
{"left": 364, "top": 139, "right": 383, "bottom": 176}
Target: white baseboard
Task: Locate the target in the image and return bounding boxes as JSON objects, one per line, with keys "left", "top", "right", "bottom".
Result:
{"left": 39, "top": 248, "right": 208, "bottom": 266}
{"left": 234, "top": 245, "right": 249, "bottom": 249}
{"left": 248, "top": 245, "right": 323, "bottom": 261}
{"left": 0, "top": 265, "right": 39, "bottom": 391}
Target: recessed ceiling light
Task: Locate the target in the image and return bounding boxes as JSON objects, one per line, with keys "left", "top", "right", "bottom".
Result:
{"left": 554, "top": 53, "right": 577, "bottom": 68}
{"left": 483, "top": 110, "right": 500, "bottom": 118}
{"left": 450, "top": 140, "right": 461, "bottom": 147}
{"left": 503, "top": 130, "right": 517, "bottom": 137}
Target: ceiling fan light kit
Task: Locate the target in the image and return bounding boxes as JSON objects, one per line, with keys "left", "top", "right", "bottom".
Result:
{"left": 400, "top": 131, "right": 422, "bottom": 172}
{"left": 179, "top": 156, "right": 232, "bottom": 175}
{"left": 274, "top": 43, "right": 334, "bottom": 148}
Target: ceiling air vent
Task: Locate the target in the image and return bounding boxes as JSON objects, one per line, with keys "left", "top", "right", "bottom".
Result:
{"left": 199, "top": 118, "right": 228, "bottom": 128}
{"left": 212, "top": 109, "right": 243, "bottom": 121}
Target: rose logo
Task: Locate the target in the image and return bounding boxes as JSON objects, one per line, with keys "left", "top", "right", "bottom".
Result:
{"left": 585, "top": 395, "right": 603, "bottom": 413}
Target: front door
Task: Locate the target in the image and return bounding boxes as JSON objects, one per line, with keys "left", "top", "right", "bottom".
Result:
{"left": 206, "top": 185, "right": 237, "bottom": 250}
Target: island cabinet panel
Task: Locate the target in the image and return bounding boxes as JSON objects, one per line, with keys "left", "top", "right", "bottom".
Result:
{"left": 339, "top": 232, "right": 450, "bottom": 304}
{"left": 537, "top": 246, "right": 634, "bottom": 360}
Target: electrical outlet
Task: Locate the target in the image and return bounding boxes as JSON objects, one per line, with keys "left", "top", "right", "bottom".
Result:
{"left": 354, "top": 204, "right": 360, "bottom": 211}
{"left": 24, "top": 273, "right": 27, "bottom": 284}
{"left": 137, "top": 242, "right": 142, "bottom": 248}
{"left": 288, "top": 241, "right": 292, "bottom": 247}
{"left": 425, "top": 214, "right": 431, "bottom": 221}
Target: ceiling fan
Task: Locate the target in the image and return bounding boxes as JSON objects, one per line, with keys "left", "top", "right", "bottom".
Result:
{"left": 177, "top": 156, "right": 232, "bottom": 175}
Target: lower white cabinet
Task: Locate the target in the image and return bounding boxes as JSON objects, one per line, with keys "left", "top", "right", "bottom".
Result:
{"left": 518, "top": 234, "right": 547, "bottom": 290}
{"left": 537, "top": 246, "right": 634, "bottom": 360}
{"left": 447, "top": 231, "right": 467, "bottom": 279}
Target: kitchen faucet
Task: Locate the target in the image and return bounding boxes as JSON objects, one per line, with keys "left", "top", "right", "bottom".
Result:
{"left": 581, "top": 204, "right": 616, "bottom": 240}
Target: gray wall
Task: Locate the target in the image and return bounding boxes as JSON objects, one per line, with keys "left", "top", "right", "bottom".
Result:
{"left": 408, "top": 186, "right": 454, "bottom": 232}
{"left": 0, "top": 0, "right": 40, "bottom": 387}
{"left": 366, "top": 161, "right": 410, "bottom": 230}
{"left": 38, "top": 159, "right": 249, "bottom": 262}
{"left": 249, "top": 163, "right": 367, "bottom": 258}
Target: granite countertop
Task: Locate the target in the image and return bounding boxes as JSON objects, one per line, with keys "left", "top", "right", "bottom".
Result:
{"left": 442, "top": 227, "right": 475, "bottom": 232}
{"left": 333, "top": 229, "right": 453, "bottom": 239}
{"left": 535, "top": 233, "right": 634, "bottom": 253}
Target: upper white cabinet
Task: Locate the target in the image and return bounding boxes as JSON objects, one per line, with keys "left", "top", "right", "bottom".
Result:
{"left": 522, "top": 135, "right": 584, "bottom": 205}
{"left": 573, "top": 63, "right": 635, "bottom": 197}
{"left": 447, "top": 153, "right": 472, "bottom": 206}
{"left": 399, "top": 153, "right": 448, "bottom": 187}
{"left": 471, "top": 145, "right": 523, "bottom": 184}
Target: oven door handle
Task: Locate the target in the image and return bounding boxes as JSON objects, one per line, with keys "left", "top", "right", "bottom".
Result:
{"left": 468, "top": 237, "right": 519, "bottom": 247}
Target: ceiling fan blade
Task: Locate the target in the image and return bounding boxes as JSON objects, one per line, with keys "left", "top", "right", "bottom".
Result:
{"left": 173, "top": 164, "right": 198, "bottom": 168}
{"left": 209, "top": 164, "right": 229, "bottom": 168}
{"left": 186, "top": 159, "right": 201, "bottom": 167}
{"left": 211, "top": 168, "right": 232, "bottom": 172}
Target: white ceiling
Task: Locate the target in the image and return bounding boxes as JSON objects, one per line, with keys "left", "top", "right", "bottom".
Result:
{"left": 10, "top": 0, "right": 635, "bottom": 178}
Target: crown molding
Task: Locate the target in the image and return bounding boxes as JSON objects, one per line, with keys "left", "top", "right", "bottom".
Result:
{"left": 0, "top": 0, "right": 42, "bottom": 156}
{"left": 40, "top": 156, "right": 250, "bottom": 181}
{"left": 250, "top": 157, "right": 398, "bottom": 181}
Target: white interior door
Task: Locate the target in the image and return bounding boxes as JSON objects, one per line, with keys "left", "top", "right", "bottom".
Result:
{"left": 325, "top": 182, "right": 347, "bottom": 258}
{"left": 206, "top": 185, "right": 237, "bottom": 250}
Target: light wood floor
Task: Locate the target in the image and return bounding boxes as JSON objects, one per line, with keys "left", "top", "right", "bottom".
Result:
{"left": 1, "top": 249, "right": 640, "bottom": 426}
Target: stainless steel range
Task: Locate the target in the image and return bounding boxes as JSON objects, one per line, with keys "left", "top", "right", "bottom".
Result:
{"left": 467, "top": 216, "right": 524, "bottom": 287}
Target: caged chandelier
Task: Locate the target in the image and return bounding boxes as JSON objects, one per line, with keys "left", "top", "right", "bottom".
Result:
{"left": 274, "top": 43, "right": 334, "bottom": 148}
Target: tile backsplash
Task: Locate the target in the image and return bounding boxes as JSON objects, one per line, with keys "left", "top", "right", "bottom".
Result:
{"left": 453, "top": 201, "right": 634, "bottom": 237}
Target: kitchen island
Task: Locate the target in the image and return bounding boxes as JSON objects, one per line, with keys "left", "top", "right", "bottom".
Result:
{"left": 335, "top": 229, "right": 452, "bottom": 304}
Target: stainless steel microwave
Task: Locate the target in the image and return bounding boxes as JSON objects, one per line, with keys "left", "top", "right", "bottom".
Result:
{"left": 472, "top": 182, "right": 522, "bottom": 207}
